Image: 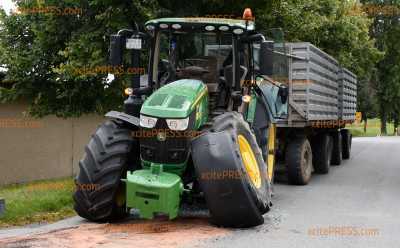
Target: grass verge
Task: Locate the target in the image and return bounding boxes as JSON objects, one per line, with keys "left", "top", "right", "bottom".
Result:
{"left": 0, "top": 177, "right": 75, "bottom": 228}
{"left": 348, "top": 118, "right": 397, "bottom": 137}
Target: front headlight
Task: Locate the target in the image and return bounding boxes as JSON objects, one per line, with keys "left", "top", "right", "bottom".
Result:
{"left": 140, "top": 115, "right": 158, "bottom": 128}
{"left": 166, "top": 117, "right": 189, "bottom": 131}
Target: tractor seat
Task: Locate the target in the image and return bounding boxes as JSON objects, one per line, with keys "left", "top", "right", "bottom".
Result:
{"left": 206, "top": 83, "right": 219, "bottom": 93}
{"left": 184, "top": 56, "right": 219, "bottom": 93}
{"left": 222, "top": 65, "right": 248, "bottom": 88}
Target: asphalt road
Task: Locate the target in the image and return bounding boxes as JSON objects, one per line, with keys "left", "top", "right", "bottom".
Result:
{"left": 193, "top": 136, "right": 400, "bottom": 248}
{"left": 1, "top": 137, "right": 399, "bottom": 248}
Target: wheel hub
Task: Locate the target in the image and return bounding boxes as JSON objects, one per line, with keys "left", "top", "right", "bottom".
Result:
{"left": 238, "top": 135, "right": 262, "bottom": 188}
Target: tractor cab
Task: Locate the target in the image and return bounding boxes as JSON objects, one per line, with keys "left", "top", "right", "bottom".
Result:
{"left": 109, "top": 10, "right": 288, "bottom": 119}
{"left": 144, "top": 16, "right": 258, "bottom": 116}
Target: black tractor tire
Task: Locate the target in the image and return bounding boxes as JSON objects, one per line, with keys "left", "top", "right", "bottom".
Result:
{"left": 311, "top": 133, "right": 333, "bottom": 174}
{"left": 73, "top": 120, "right": 139, "bottom": 222}
{"left": 211, "top": 112, "right": 272, "bottom": 215}
{"left": 192, "top": 112, "right": 271, "bottom": 228}
{"left": 341, "top": 129, "right": 352, "bottom": 159}
{"left": 286, "top": 137, "right": 313, "bottom": 185}
{"left": 330, "top": 130, "right": 343, "bottom": 165}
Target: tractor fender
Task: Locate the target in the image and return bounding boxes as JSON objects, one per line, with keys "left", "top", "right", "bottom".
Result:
{"left": 105, "top": 111, "right": 140, "bottom": 127}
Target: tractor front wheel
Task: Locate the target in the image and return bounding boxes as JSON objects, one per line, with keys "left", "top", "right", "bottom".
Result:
{"left": 73, "top": 120, "right": 138, "bottom": 222}
{"left": 192, "top": 112, "right": 271, "bottom": 228}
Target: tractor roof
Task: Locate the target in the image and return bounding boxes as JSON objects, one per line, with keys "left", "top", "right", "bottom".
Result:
{"left": 145, "top": 17, "right": 255, "bottom": 33}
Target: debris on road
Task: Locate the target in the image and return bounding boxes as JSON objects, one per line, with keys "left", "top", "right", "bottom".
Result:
{"left": 0, "top": 218, "right": 229, "bottom": 248}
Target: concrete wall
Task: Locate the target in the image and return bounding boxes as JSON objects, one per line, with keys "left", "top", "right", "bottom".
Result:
{"left": 0, "top": 101, "right": 105, "bottom": 185}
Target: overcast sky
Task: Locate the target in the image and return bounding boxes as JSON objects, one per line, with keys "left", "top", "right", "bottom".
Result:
{"left": 0, "top": 0, "right": 16, "bottom": 14}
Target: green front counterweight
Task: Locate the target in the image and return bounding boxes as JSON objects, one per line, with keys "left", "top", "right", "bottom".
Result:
{"left": 125, "top": 164, "right": 183, "bottom": 219}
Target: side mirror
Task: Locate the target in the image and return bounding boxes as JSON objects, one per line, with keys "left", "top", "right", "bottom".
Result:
{"left": 259, "top": 41, "right": 274, "bottom": 76}
{"left": 110, "top": 34, "right": 125, "bottom": 66}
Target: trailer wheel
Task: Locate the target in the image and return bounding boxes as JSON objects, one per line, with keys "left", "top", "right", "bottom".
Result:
{"left": 330, "top": 130, "right": 343, "bottom": 165}
{"left": 286, "top": 137, "right": 313, "bottom": 185}
{"left": 73, "top": 120, "right": 138, "bottom": 222}
{"left": 341, "top": 129, "right": 352, "bottom": 159}
{"left": 311, "top": 133, "right": 333, "bottom": 174}
{"left": 192, "top": 112, "right": 271, "bottom": 228}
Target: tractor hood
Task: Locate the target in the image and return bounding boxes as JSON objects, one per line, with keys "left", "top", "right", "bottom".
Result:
{"left": 141, "top": 79, "right": 207, "bottom": 118}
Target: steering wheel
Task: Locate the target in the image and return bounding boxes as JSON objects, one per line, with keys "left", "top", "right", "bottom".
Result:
{"left": 184, "top": 58, "right": 210, "bottom": 67}
{"left": 176, "top": 66, "right": 211, "bottom": 80}
{"left": 158, "top": 60, "right": 176, "bottom": 86}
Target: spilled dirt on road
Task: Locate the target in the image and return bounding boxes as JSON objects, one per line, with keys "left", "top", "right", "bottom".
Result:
{"left": 0, "top": 217, "right": 230, "bottom": 248}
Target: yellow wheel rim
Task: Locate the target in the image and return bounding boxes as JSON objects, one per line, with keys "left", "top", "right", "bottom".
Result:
{"left": 238, "top": 135, "right": 262, "bottom": 189}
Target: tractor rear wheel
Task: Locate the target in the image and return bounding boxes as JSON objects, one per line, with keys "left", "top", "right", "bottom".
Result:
{"left": 192, "top": 112, "right": 271, "bottom": 228}
{"left": 286, "top": 137, "right": 313, "bottom": 185}
{"left": 73, "top": 120, "right": 138, "bottom": 222}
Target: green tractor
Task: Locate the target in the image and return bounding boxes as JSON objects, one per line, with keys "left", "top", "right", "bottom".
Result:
{"left": 73, "top": 9, "right": 288, "bottom": 228}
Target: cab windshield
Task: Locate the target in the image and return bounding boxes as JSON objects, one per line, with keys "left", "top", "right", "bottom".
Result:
{"left": 156, "top": 31, "right": 233, "bottom": 85}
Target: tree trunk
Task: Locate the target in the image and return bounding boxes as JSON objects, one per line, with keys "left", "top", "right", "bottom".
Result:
{"left": 394, "top": 115, "right": 399, "bottom": 136}
{"left": 380, "top": 104, "right": 387, "bottom": 135}
{"left": 381, "top": 114, "right": 387, "bottom": 135}
{"left": 364, "top": 119, "right": 368, "bottom": 133}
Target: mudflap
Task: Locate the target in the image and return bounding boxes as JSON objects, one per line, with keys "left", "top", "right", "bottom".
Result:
{"left": 191, "top": 131, "right": 265, "bottom": 227}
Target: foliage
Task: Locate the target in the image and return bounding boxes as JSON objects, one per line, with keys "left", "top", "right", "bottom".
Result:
{"left": 360, "top": 0, "right": 400, "bottom": 133}
{"left": 0, "top": 0, "right": 389, "bottom": 118}
{"left": 262, "top": 0, "right": 382, "bottom": 121}
{"left": 0, "top": 0, "right": 158, "bottom": 117}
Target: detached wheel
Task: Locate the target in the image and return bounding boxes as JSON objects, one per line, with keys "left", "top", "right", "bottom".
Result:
{"left": 311, "top": 133, "right": 333, "bottom": 174}
{"left": 192, "top": 112, "right": 271, "bottom": 228}
{"left": 286, "top": 137, "right": 313, "bottom": 185}
{"left": 341, "top": 129, "right": 352, "bottom": 159}
{"left": 73, "top": 120, "right": 139, "bottom": 222}
{"left": 330, "top": 130, "right": 343, "bottom": 165}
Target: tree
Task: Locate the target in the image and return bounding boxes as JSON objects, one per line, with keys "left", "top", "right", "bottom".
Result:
{"left": 0, "top": 0, "right": 158, "bottom": 117}
{"left": 0, "top": 0, "right": 382, "bottom": 119}
{"left": 362, "top": 0, "right": 400, "bottom": 134}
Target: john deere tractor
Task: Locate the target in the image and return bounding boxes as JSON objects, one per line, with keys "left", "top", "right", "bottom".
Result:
{"left": 73, "top": 9, "right": 287, "bottom": 228}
